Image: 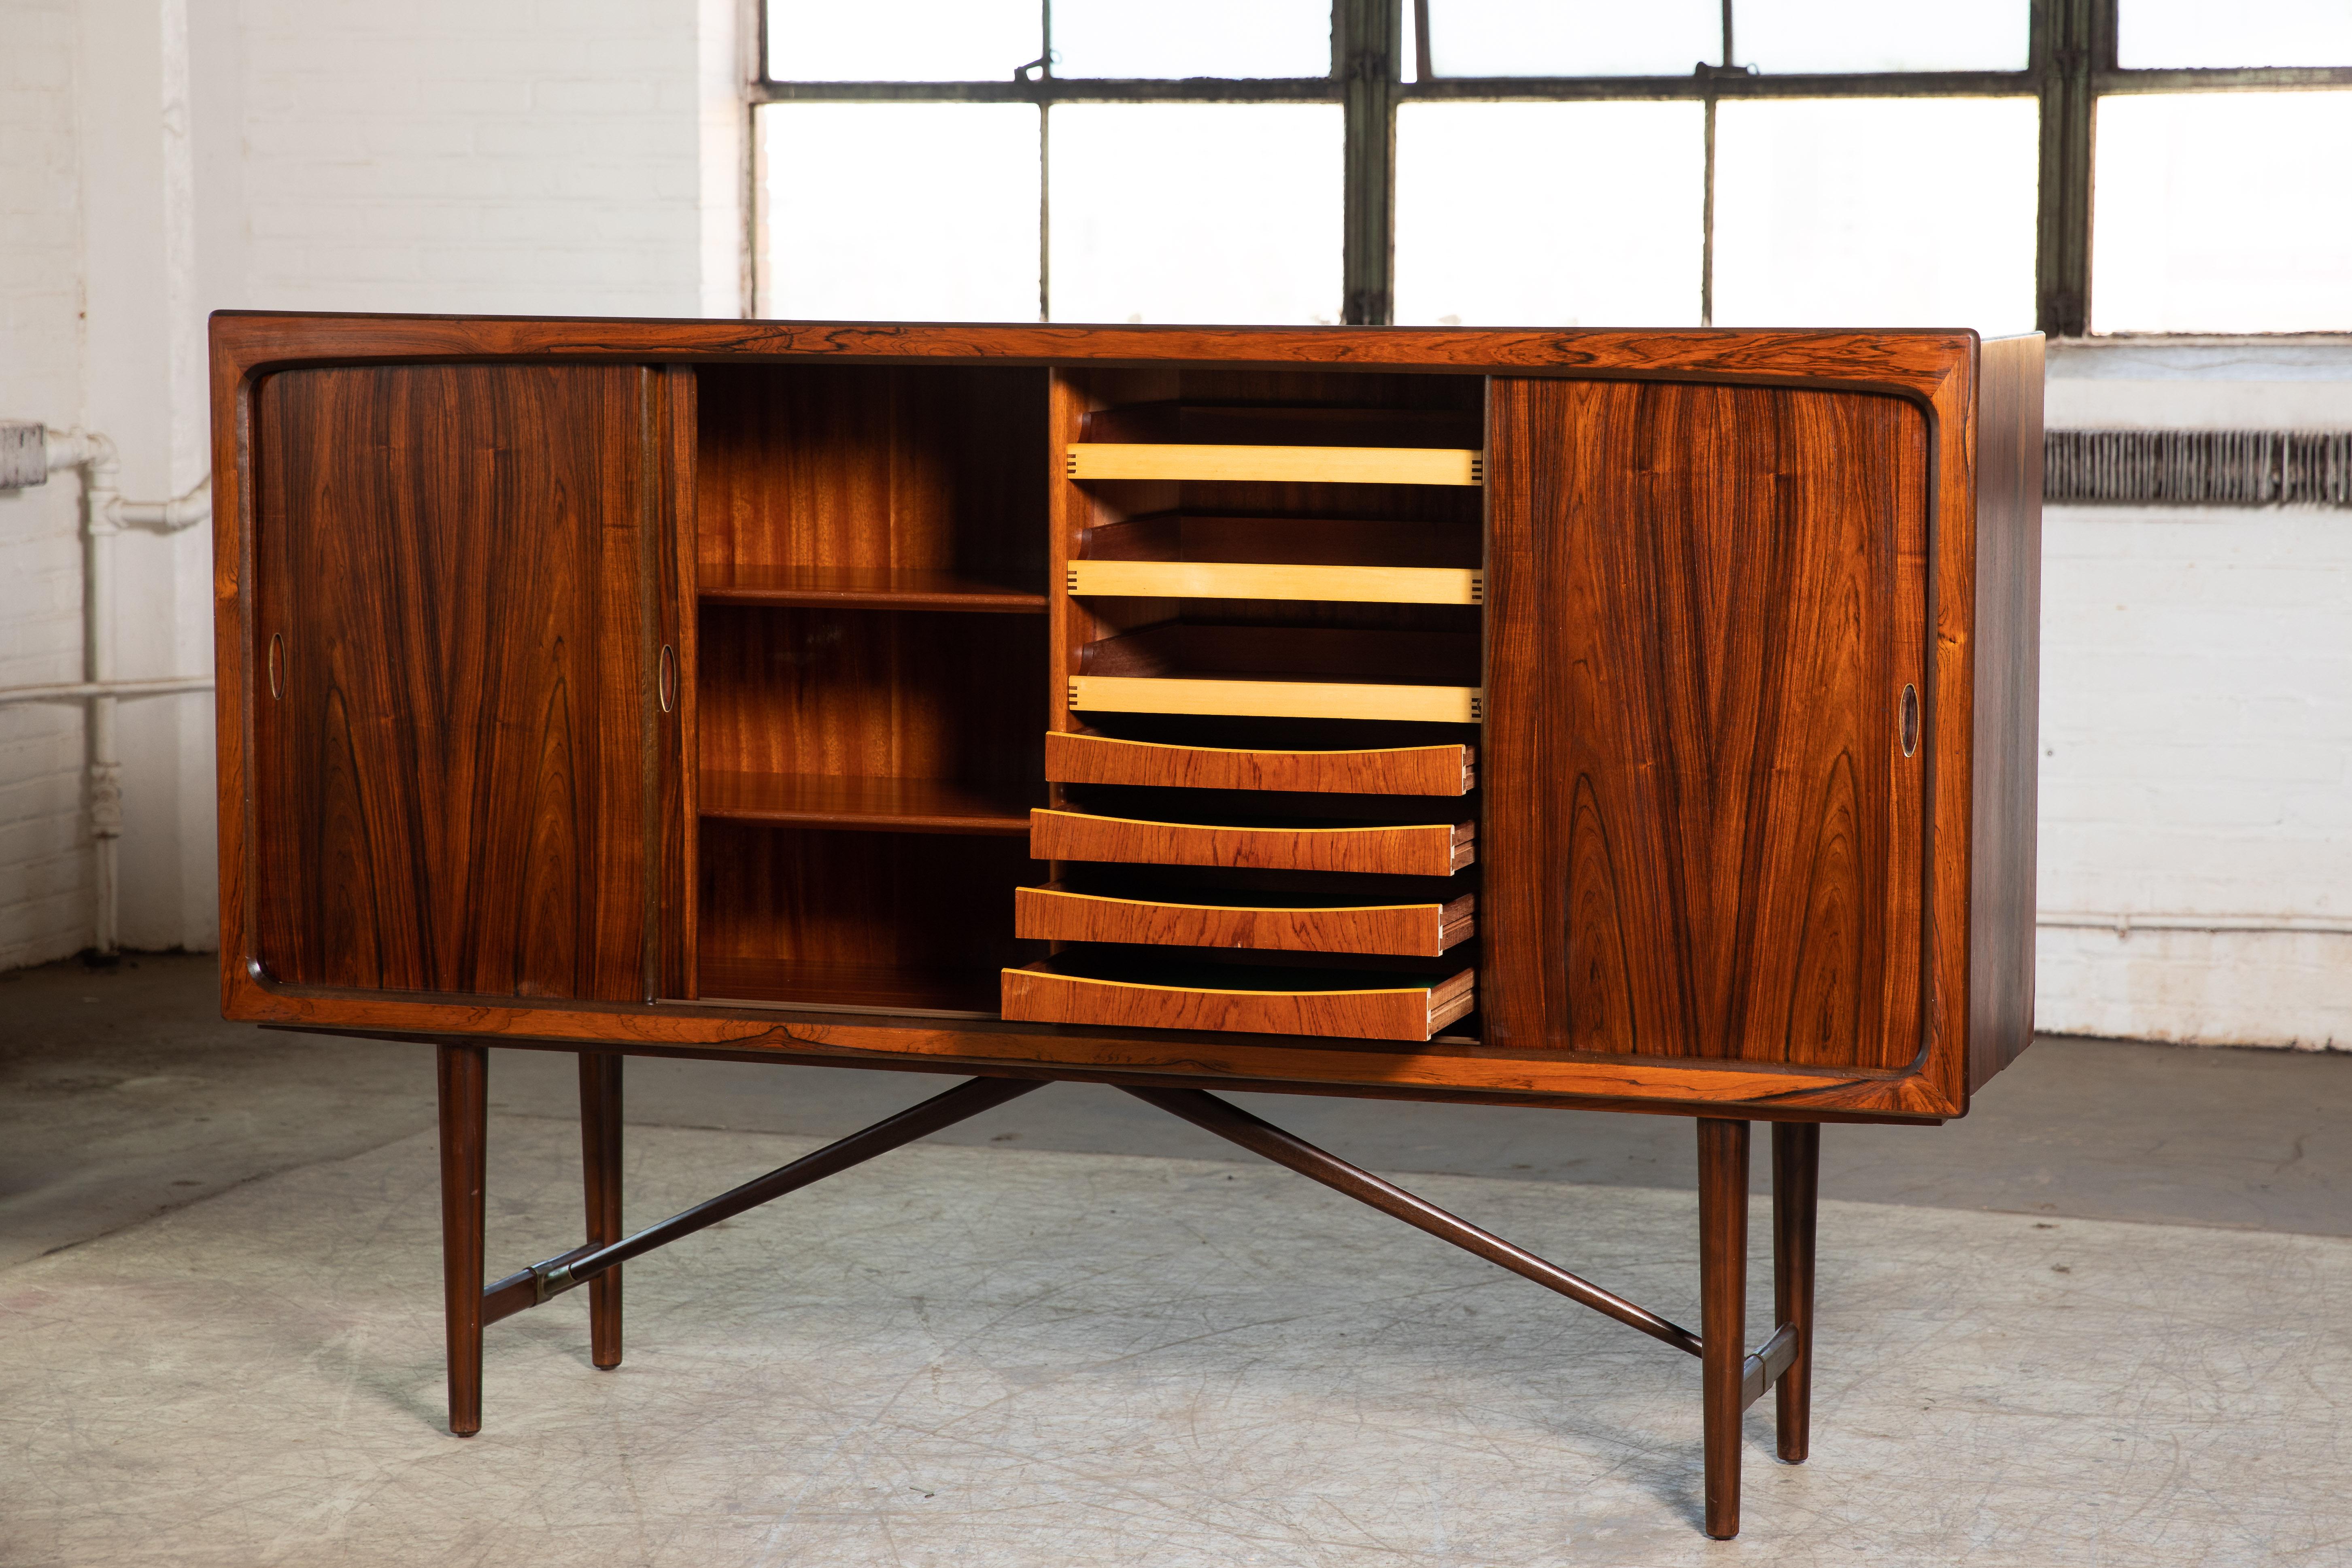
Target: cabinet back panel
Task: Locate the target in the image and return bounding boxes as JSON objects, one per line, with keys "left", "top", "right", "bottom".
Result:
{"left": 696, "top": 605, "right": 1045, "bottom": 787}
{"left": 697, "top": 822, "right": 1044, "bottom": 1010}
{"left": 249, "top": 363, "right": 652, "bottom": 1001}
{"left": 1485, "top": 378, "right": 1929, "bottom": 1069}
{"left": 696, "top": 364, "right": 1048, "bottom": 582}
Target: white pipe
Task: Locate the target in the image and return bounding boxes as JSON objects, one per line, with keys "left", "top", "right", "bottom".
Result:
{"left": 19, "top": 428, "right": 212, "bottom": 956}
{"left": 2039, "top": 911, "right": 2352, "bottom": 937}
{"left": 0, "top": 676, "right": 214, "bottom": 707}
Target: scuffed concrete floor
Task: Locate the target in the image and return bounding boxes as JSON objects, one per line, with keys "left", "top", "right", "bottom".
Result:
{"left": 3, "top": 955, "right": 2350, "bottom": 1564}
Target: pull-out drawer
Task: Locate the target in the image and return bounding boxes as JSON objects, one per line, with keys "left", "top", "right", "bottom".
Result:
{"left": 1001, "top": 957, "right": 1475, "bottom": 1041}
{"left": 1031, "top": 809, "right": 1475, "bottom": 876}
{"left": 1043, "top": 732, "right": 1474, "bottom": 795}
{"left": 1015, "top": 882, "right": 1475, "bottom": 956}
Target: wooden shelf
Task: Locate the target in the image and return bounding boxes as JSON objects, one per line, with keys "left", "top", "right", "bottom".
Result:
{"left": 700, "top": 771, "right": 1035, "bottom": 834}
{"left": 1032, "top": 808, "right": 1474, "bottom": 876}
{"left": 1045, "top": 731, "right": 1475, "bottom": 795}
{"left": 1068, "top": 559, "right": 1482, "bottom": 606}
{"left": 1067, "top": 443, "right": 1483, "bottom": 487}
{"left": 1071, "top": 675, "right": 1481, "bottom": 725}
{"left": 1016, "top": 882, "right": 1474, "bottom": 956}
{"left": 1002, "top": 956, "right": 1475, "bottom": 1041}
{"left": 697, "top": 563, "right": 1047, "bottom": 613}
{"left": 699, "top": 957, "right": 1005, "bottom": 1015}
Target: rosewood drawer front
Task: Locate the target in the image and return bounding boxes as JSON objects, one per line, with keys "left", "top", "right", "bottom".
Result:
{"left": 1042, "top": 732, "right": 1474, "bottom": 795}
{"left": 1030, "top": 809, "right": 1475, "bottom": 876}
{"left": 1014, "top": 884, "right": 1475, "bottom": 956}
{"left": 1001, "top": 959, "right": 1476, "bottom": 1041}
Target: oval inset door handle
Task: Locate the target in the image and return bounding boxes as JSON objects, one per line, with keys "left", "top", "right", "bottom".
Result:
{"left": 267, "top": 633, "right": 284, "bottom": 701}
{"left": 658, "top": 643, "right": 677, "bottom": 714}
{"left": 1899, "top": 683, "right": 1919, "bottom": 757}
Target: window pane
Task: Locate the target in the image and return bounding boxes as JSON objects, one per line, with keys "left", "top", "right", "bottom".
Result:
{"left": 759, "top": 105, "right": 1039, "bottom": 321}
{"left": 2120, "top": 0, "right": 2352, "bottom": 68}
{"left": 767, "top": 0, "right": 1039, "bottom": 81}
{"left": 2095, "top": 93, "right": 2352, "bottom": 332}
{"left": 1052, "top": 0, "right": 1329, "bottom": 78}
{"left": 1713, "top": 99, "right": 2038, "bottom": 332}
{"left": 1738, "top": 0, "right": 2029, "bottom": 72}
{"left": 1047, "top": 104, "right": 1342, "bottom": 324}
{"left": 1426, "top": 0, "right": 1719, "bottom": 76}
{"left": 1395, "top": 103, "right": 1704, "bottom": 325}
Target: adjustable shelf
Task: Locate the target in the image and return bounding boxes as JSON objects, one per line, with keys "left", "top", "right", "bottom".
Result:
{"left": 1044, "top": 731, "right": 1475, "bottom": 795}
{"left": 1067, "top": 560, "right": 1482, "bottom": 606}
{"left": 1001, "top": 955, "right": 1476, "bottom": 1042}
{"left": 1032, "top": 808, "right": 1475, "bottom": 876}
{"left": 701, "top": 957, "right": 1006, "bottom": 1015}
{"left": 698, "top": 563, "right": 1047, "bottom": 614}
{"left": 699, "top": 771, "right": 1035, "bottom": 835}
{"left": 1015, "top": 882, "right": 1475, "bottom": 956}
{"left": 1067, "top": 443, "right": 1483, "bottom": 487}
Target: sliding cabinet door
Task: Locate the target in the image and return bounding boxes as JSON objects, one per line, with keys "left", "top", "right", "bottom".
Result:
{"left": 249, "top": 363, "right": 659, "bottom": 1001}
{"left": 1482, "top": 377, "right": 1930, "bottom": 1069}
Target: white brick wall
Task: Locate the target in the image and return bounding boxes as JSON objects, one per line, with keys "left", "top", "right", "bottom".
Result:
{"left": 0, "top": 0, "right": 96, "bottom": 969}
{"left": 232, "top": 0, "right": 710, "bottom": 317}
{"left": 2035, "top": 343, "right": 2352, "bottom": 1050}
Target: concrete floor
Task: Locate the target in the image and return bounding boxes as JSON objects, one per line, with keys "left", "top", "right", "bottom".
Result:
{"left": 3, "top": 954, "right": 2349, "bottom": 1564}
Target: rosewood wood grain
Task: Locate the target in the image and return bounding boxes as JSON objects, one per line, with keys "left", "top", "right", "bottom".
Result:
{"left": 1969, "top": 336, "right": 2044, "bottom": 1092}
{"left": 212, "top": 317, "right": 2017, "bottom": 1125}
{"left": 212, "top": 314, "right": 1981, "bottom": 396}
{"left": 1697, "top": 1118, "right": 1751, "bottom": 1538}
{"left": 1003, "top": 958, "right": 1475, "bottom": 1041}
{"left": 1044, "top": 732, "right": 1472, "bottom": 795}
{"left": 579, "top": 1052, "right": 623, "bottom": 1369}
{"left": 437, "top": 1042, "right": 488, "bottom": 1435}
{"left": 1032, "top": 808, "right": 1473, "bottom": 876}
{"left": 1015, "top": 882, "right": 1473, "bottom": 955}
{"left": 1772, "top": 1120, "right": 1820, "bottom": 1463}
{"left": 659, "top": 365, "right": 697, "bottom": 1001}
{"left": 250, "top": 365, "right": 651, "bottom": 1001}
{"left": 1484, "top": 377, "right": 1928, "bottom": 1070}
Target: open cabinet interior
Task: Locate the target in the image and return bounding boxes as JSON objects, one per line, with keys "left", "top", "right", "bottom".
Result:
{"left": 1005, "top": 367, "right": 1490, "bottom": 1042}
{"left": 687, "top": 362, "right": 1051, "bottom": 1012}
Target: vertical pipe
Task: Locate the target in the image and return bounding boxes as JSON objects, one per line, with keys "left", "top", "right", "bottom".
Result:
{"left": 1772, "top": 1121, "right": 1821, "bottom": 1464}
{"left": 83, "top": 459, "right": 123, "bottom": 956}
{"left": 1697, "top": 1117, "right": 1750, "bottom": 1539}
{"left": 438, "top": 1042, "right": 489, "bottom": 1436}
{"left": 580, "top": 1052, "right": 625, "bottom": 1370}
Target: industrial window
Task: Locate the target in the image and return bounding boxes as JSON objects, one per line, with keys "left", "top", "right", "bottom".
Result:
{"left": 752, "top": 0, "right": 2352, "bottom": 334}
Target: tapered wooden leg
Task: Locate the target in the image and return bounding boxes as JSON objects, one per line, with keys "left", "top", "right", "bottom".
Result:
{"left": 437, "top": 1042, "right": 488, "bottom": 1437}
{"left": 580, "top": 1052, "right": 624, "bottom": 1370}
{"left": 1772, "top": 1121, "right": 1820, "bottom": 1464}
{"left": 1697, "top": 1118, "right": 1750, "bottom": 1540}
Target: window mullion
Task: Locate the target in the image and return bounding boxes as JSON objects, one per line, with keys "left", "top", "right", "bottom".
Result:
{"left": 1337, "top": 0, "right": 1401, "bottom": 325}
{"left": 2035, "top": 0, "right": 2103, "bottom": 336}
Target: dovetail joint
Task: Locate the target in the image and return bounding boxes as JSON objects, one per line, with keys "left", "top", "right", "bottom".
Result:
{"left": 1066, "top": 567, "right": 1079, "bottom": 593}
{"left": 1468, "top": 570, "right": 1485, "bottom": 605}
{"left": 1064, "top": 453, "right": 1080, "bottom": 477}
{"left": 1067, "top": 679, "right": 1080, "bottom": 708}
{"left": 1470, "top": 454, "right": 1486, "bottom": 485}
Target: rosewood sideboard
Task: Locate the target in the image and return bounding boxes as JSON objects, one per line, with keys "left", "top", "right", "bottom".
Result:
{"left": 211, "top": 313, "right": 2041, "bottom": 1539}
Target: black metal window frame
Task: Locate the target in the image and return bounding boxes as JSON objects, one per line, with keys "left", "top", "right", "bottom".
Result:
{"left": 751, "top": 0, "right": 2352, "bottom": 334}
